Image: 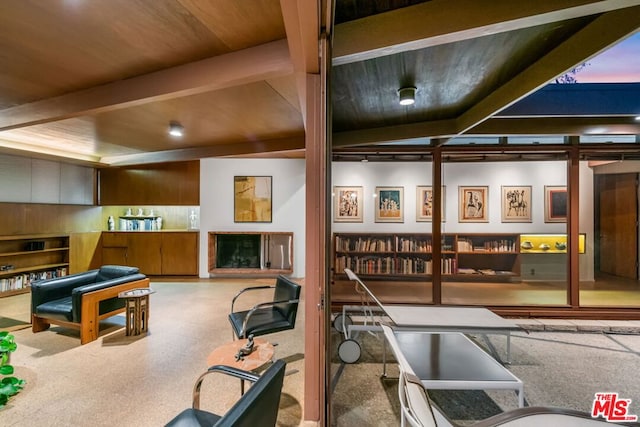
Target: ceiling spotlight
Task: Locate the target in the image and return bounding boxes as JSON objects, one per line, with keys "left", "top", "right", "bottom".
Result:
{"left": 168, "top": 121, "right": 184, "bottom": 137}
{"left": 398, "top": 86, "right": 417, "bottom": 106}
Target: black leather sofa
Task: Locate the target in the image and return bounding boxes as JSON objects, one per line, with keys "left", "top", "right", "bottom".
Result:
{"left": 31, "top": 265, "right": 149, "bottom": 344}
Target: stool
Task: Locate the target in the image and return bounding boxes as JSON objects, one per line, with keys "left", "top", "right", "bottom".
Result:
{"left": 118, "top": 288, "right": 155, "bottom": 336}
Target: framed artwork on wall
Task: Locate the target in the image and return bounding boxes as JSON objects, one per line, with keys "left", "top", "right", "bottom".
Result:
{"left": 416, "top": 186, "right": 446, "bottom": 222}
{"left": 334, "top": 186, "right": 363, "bottom": 222}
{"left": 375, "top": 186, "right": 404, "bottom": 223}
{"left": 458, "top": 186, "right": 488, "bottom": 222}
{"left": 545, "top": 185, "right": 567, "bottom": 223}
{"left": 501, "top": 185, "right": 532, "bottom": 222}
{"left": 233, "top": 176, "right": 272, "bottom": 223}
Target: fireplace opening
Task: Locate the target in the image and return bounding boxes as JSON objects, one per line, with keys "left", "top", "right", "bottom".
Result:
{"left": 215, "top": 234, "right": 261, "bottom": 269}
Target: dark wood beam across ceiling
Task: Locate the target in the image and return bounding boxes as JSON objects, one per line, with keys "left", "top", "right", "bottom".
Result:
{"left": 332, "top": 0, "right": 640, "bottom": 65}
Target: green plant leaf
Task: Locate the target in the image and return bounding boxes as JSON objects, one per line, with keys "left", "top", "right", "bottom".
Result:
{"left": 0, "top": 381, "right": 21, "bottom": 396}
{"left": 0, "top": 331, "right": 24, "bottom": 407}
{"left": 0, "top": 341, "right": 17, "bottom": 353}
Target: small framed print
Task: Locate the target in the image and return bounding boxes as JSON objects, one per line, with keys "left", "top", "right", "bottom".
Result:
{"left": 375, "top": 186, "right": 404, "bottom": 223}
{"left": 416, "top": 186, "right": 446, "bottom": 222}
{"left": 501, "top": 185, "right": 532, "bottom": 222}
{"left": 334, "top": 186, "right": 363, "bottom": 222}
{"left": 545, "top": 185, "right": 567, "bottom": 223}
{"left": 459, "top": 186, "right": 488, "bottom": 223}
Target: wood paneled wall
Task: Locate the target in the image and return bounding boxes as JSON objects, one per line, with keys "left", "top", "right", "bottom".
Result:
{"left": 0, "top": 203, "right": 103, "bottom": 272}
{"left": 99, "top": 161, "right": 200, "bottom": 205}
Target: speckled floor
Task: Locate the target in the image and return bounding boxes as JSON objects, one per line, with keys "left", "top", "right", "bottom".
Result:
{"left": 1, "top": 279, "right": 308, "bottom": 427}
{"left": 2, "top": 280, "right": 640, "bottom": 427}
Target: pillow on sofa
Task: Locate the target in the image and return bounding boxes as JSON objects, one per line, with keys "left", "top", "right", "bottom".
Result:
{"left": 96, "top": 265, "right": 140, "bottom": 281}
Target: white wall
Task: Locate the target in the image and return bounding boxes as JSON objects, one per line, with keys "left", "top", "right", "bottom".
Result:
{"left": 332, "top": 160, "right": 595, "bottom": 281}
{"left": 199, "top": 158, "right": 306, "bottom": 278}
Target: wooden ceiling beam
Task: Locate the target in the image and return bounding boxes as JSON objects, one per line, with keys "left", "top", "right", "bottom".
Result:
{"left": 0, "top": 39, "right": 293, "bottom": 132}
{"left": 100, "top": 134, "right": 305, "bottom": 166}
{"left": 456, "top": 6, "right": 640, "bottom": 135}
{"left": 332, "top": 0, "right": 640, "bottom": 65}
{"left": 279, "top": 0, "right": 320, "bottom": 126}
{"left": 333, "top": 119, "right": 457, "bottom": 147}
{"left": 280, "top": 0, "right": 319, "bottom": 75}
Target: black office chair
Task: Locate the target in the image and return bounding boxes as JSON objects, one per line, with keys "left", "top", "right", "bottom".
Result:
{"left": 165, "top": 359, "right": 286, "bottom": 427}
{"left": 228, "top": 275, "right": 301, "bottom": 340}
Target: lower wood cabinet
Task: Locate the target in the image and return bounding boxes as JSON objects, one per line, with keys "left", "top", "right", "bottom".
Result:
{"left": 161, "top": 232, "right": 198, "bottom": 275}
{"left": 102, "top": 231, "right": 198, "bottom": 276}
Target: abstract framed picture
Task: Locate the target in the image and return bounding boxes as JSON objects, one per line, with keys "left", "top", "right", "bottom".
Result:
{"left": 416, "top": 186, "right": 446, "bottom": 222}
{"left": 233, "top": 176, "right": 272, "bottom": 223}
{"left": 458, "top": 186, "right": 488, "bottom": 223}
{"left": 375, "top": 186, "right": 404, "bottom": 223}
{"left": 334, "top": 186, "right": 363, "bottom": 222}
{"left": 545, "top": 185, "right": 567, "bottom": 223}
{"left": 501, "top": 185, "right": 532, "bottom": 223}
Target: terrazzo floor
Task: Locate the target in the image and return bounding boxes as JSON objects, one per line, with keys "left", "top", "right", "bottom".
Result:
{"left": 2, "top": 279, "right": 640, "bottom": 426}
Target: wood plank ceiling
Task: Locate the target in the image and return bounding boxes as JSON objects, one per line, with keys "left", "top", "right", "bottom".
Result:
{"left": 0, "top": 1, "right": 639, "bottom": 166}
{"left": 0, "top": 0, "right": 318, "bottom": 166}
{"left": 331, "top": 0, "right": 640, "bottom": 152}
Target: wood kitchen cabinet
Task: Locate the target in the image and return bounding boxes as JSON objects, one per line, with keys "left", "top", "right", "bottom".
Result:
{"left": 102, "top": 231, "right": 197, "bottom": 276}
{"left": 161, "top": 232, "right": 198, "bottom": 275}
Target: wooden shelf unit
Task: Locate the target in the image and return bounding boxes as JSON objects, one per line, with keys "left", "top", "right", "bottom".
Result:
{"left": 333, "top": 232, "right": 520, "bottom": 281}
{"left": 0, "top": 234, "right": 70, "bottom": 297}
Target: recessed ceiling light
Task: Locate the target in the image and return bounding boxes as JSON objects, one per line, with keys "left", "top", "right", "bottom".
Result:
{"left": 168, "top": 121, "right": 184, "bottom": 137}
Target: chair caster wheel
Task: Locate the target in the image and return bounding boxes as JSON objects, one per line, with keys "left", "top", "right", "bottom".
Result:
{"left": 338, "top": 339, "right": 361, "bottom": 364}
{"left": 333, "top": 313, "right": 353, "bottom": 333}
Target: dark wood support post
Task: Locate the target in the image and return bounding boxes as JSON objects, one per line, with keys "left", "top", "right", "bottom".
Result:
{"left": 568, "top": 141, "right": 580, "bottom": 307}
{"left": 432, "top": 145, "right": 443, "bottom": 304}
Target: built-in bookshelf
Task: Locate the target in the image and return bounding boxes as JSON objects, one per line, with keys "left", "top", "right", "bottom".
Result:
{"left": 333, "top": 233, "right": 520, "bottom": 281}
{"left": 0, "top": 234, "right": 70, "bottom": 297}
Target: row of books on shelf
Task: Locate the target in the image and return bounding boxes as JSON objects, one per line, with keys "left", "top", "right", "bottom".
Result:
{"left": 397, "top": 238, "right": 432, "bottom": 252}
{"left": 0, "top": 267, "right": 68, "bottom": 292}
{"left": 335, "top": 256, "right": 457, "bottom": 275}
{"left": 336, "top": 235, "right": 518, "bottom": 253}
{"left": 456, "top": 239, "right": 516, "bottom": 253}
{"left": 335, "top": 236, "right": 394, "bottom": 252}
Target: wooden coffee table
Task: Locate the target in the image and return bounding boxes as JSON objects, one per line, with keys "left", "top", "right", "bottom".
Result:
{"left": 207, "top": 338, "right": 275, "bottom": 372}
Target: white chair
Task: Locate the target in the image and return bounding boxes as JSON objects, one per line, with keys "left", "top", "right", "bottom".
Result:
{"left": 381, "top": 325, "right": 626, "bottom": 427}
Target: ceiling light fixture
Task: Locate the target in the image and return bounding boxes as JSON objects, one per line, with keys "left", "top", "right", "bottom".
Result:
{"left": 398, "top": 86, "right": 417, "bottom": 106}
{"left": 168, "top": 121, "right": 184, "bottom": 137}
